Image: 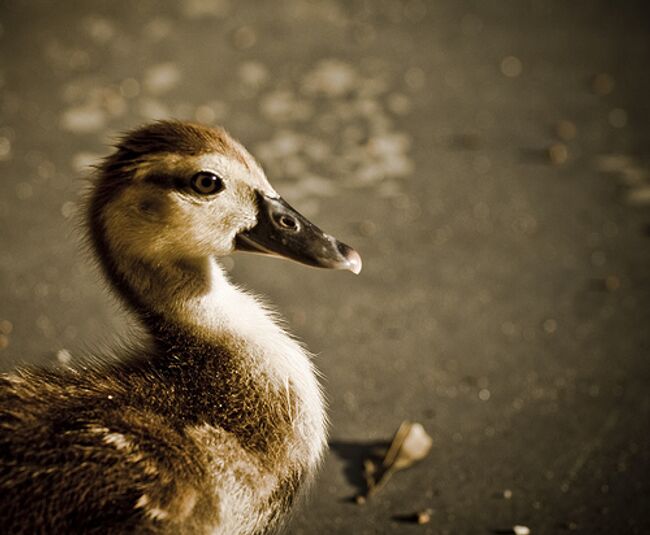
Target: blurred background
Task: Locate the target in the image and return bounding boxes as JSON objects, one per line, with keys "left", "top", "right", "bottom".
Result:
{"left": 1, "top": 1, "right": 649, "bottom": 533}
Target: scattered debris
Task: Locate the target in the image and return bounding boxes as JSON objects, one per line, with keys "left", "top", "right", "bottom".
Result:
{"left": 82, "top": 16, "right": 115, "bottom": 45}
{"left": 548, "top": 143, "right": 568, "bottom": 165}
{"left": 259, "top": 90, "right": 313, "bottom": 122}
{"left": 494, "top": 526, "right": 531, "bottom": 535}
{"left": 143, "top": 63, "right": 181, "bottom": 95}
{"left": 543, "top": 318, "right": 557, "bottom": 334}
{"left": 625, "top": 186, "right": 650, "bottom": 206}
{"left": 0, "top": 319, "right": 13, "bottom": 335}
{"left": 594, "top": 153, "right": 650, "bottom": 207}
{"left": 138, "top": 98, "right": 170, "bottom": 121}
{"left": 387, "top": 93, "right": 411, "bottom": 115}
{"left": 478, "top": 388, "right": 491, "bottom": 401}
{"left": 608, "top": 108, "right": 627, "bottom": 128}
{"left": 56, "top": 348, "right": 72, "bottom": 365}
{"left": 181, "top": 0, "right": 229, "bottom": 19}
{"left": 356, "top": 220, "right": 377, "bottom": 237}
{"left": 60, "top": 105, "right": 107, "bottom": 134}
{"left": 61, "top": 201, "right": 76, "bottom": 219}
{"left": 393, "top": 508, "right": 433, "bottom": 524}
{"left": 594, "top": 153, "right": 632, "bottom": 173}
{"left": 415, "top": 509, "right": 433, "bottom": 524}
{"left": 232, "top": 25, "right": 257, "bottom": 50}
{"left": 619, "top": 166, "right": 647, "bottom": 187}
{"left": 302, "top": 59, "right": 359, "bottom": 97}
{"left": 356, "top": 421, "right": 433, "bottom": 502}
{"left": 238, "top": 61, "right": 269, "bottom": 90}
{"left": 0, "top": 136, "right": 12, "bottom": 161}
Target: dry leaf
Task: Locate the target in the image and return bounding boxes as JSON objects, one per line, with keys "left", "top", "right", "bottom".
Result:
{"left": 357, "top": 421, "right": 433, "bottom": 502}
{"left": 384, "top": 421, "right": 433, "bottom": 470}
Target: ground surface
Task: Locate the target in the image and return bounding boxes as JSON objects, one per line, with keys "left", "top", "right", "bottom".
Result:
{"left": 1, "top": 1, "right": 649, "bottom": 533}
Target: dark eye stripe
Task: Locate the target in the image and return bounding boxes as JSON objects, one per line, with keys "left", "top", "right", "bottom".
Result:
{"left": 143, "top": 173, "right": 178, "bottom": 189}
{"left": 143, "top": 172, "right": 225, "bottom": 195}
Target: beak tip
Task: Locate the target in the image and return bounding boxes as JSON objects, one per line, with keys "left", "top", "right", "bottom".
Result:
{"left": 344, "top": 248, "right": 363, "bottom": 275}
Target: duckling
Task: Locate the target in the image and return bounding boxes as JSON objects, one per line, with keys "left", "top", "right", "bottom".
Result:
{"left": 0, "top": 120, "right": 361, "bottom": 534}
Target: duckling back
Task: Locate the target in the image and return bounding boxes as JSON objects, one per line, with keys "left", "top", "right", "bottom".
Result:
{"left": 0, "top": 323, "right": 323, "bottom": 534}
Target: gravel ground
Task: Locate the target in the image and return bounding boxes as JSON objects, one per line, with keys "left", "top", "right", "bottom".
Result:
{"left": 1, "top": 1, "right": 649, "bottom": 533}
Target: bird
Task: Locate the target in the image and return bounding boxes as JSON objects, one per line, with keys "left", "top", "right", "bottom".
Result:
{"left": 0, "top": 120, "right": 362, "bottom": 534}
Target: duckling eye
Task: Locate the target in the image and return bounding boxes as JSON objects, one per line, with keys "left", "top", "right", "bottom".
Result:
{"left": 190, "top": 172, "right": 224, "bottom": 195}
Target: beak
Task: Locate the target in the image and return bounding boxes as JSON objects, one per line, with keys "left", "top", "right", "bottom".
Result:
{"left": 235, "top": 191, "right": 362, "bottom": 274}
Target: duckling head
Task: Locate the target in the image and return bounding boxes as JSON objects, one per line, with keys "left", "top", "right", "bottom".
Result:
{"left": 89, "top": 121, "right": 361, "bottom": 290}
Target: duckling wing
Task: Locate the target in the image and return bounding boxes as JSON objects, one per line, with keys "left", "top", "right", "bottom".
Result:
{"left": 0, "top": 371, "right": 214, "bottom": 534}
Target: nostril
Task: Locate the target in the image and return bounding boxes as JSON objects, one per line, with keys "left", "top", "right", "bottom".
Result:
{"left": 276, "top": 214, "right": 299, "bottom": 231}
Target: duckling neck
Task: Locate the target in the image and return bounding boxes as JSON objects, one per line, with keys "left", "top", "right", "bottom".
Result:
{"left": 118, "top": 254, "right": 327, "bottom": 470}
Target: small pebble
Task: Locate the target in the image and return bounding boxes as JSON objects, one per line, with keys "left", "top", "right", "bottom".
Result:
{"left": 543, "top": 319, "right": 557, "bottom": 334}
{"left": 143, "top": 63, "right": 180, "bottom": 95}
{"left": 0, "top": 137, "right": 11, "bottom": 161}
{"left": 232, "top": 26, "right": 256, "bottom": 49}
{"left": 619, "top": 167, "right": 647, "bottom": 187}
{"left": 387, "top": 93, "right": 412, "bottom": 115}
{"left": 56, "top": 348, "right": 72, "bottom": 365}
{"left": 626, "top": 186, "right": 650, "bottom": 206}
{"left": 513, "top": 526, "right": 530, "bottom": 535}
{"left": 608, "top": 108, "right": 627, "bottom": 128}
{"left": 503, "top": 489, "right": 513, "bottom": 499}
{"left": 60, "top": 105, "right": 107, "bottom": 134}
{"left": 61, "top": 201, "right": 76, "bottom": 219}
{"left": 357, "top": 220, "right": 377, "bottom": 237}
{"left": 394, "top": 509, "right": 433, "bottom": 524}
{"left": 355, "top": 495, "right": 366, "bottom": 505}
{"left": 0, "top": 319, "right": 13, "bottom": 335}
{"left": 454, "top": 132, "right": 481, "bottom": 150}
{"left": 594, "top": 153, "right": 631, "bottom": 173}
{"left": 548, "top": 143, "right": 568, "bottom": 165}
{"left": 416, "top": 509, "right": 433, "bottom": 524}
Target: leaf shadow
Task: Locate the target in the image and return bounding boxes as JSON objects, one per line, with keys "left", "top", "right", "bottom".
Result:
{"left": 329, "top": 439, "right": 390, "bottom": 499}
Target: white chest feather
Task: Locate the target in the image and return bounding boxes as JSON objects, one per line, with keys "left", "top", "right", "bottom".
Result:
{"left": 175, "top": 259, "right": 327, "bottom": 467}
